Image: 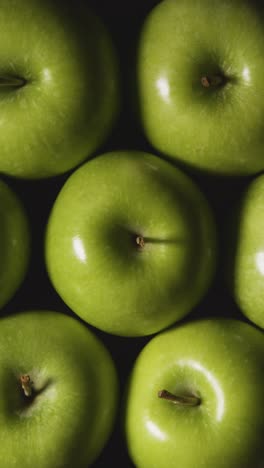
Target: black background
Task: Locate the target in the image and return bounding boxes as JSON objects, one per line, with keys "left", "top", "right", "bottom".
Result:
{"left": 1, "top": 1, "right": 256, "bottom": 466}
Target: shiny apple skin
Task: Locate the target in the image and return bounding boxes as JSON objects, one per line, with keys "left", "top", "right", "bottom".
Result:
{"left": 0, "top": 0, "right": 119, "bottom": 179}
{"left": 0, "top": 179, "right": 30, "bottom": 308}
{"left": 137, "top": 0, "right": 264, "bottom": 175}
{"left": 227, "top": 174, "right": 264, "bottom": 329}
{"left": 0, "top": 310, "right": 118, "bottom": 468}
{"left": 45, "top": 150, "right": 217, "bottom": 337}
{"left": 125, "top": 318, "right": 264, "bottom": 468}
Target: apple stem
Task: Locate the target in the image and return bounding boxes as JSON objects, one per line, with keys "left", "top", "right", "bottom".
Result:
{"left": 201, "top": 75, "right": 224, "bottom": 88}
{"left": 0, "top": 75, "right": 26, "bottom": 88}
{"left": 158, "top": 389, "right": 201, "bottom": 406}
{"left": 136, "top": 235, "right": 145, "bottom": 248}
{"left": 20, "top": 374, "right": 34, "bottom": 397}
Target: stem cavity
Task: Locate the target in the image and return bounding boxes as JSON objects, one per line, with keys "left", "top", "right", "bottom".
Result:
{"left": 201, "top": 74, "right": 224, "bottom": 88}
{"left": 0, "top": 75, "right": 26, "bottom": 88}
{"left": 136, "top": 235, "right": 145, "bottom": 249}
{"left": 20, "top": 374, "right": 34, "bottom": 397}
{"left": 158, "top": 389, "right": 201, "bottom": 407}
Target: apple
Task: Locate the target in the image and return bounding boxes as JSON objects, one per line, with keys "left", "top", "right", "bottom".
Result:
{"left": 125, "top": 318, "right": 264, "bottom": 468}
{"left": 225, "top": 174, "right": 264, "bottom": 330}
{"left": 0, "top": 179, "right": 30, "bottom": 308}
{"left": 45, "top": 150, "right": 217, "bottom": 337}
{"left": 0, "top": 310, "right": 118, "bottom": 467}
{"left": 0, "top": 0, "right": 119, "bottom": 179}
{"left": 137, "top": 0, "right": 264, "bottom": 176}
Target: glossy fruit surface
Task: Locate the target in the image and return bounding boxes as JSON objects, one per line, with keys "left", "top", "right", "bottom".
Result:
{"left": 226, "top": 174, "right": 264, "bottom": 329}
{"left": 137, "top": 0, "right": 264, "bottom": 175}
{"left": 0, "top": 180, "right": 30, "bottom": 308}
{"left": 45, "top": 150, "right": 217, "bottom": 336}
{"left": 0, "top": 310, "right": 118, "bottom": 468}
{"left": 0, "top": 0, "right": 119, "bottom": 178}
{"left": 125, "top": 318, "right": 264, "bottom": 468}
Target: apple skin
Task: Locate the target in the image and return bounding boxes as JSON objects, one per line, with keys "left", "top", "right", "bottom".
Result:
{"left": 45, "top": 150, "right": 217, "bottom": 337}
{"left": 226, "top": 174, "right": 264, "bottom": 330}
{"left": 0, "top": 180, "right": 30, "bottom": 308}
{"left": 125, "top": 318, "right": 264, "bottom": 468}
{"left": 137, "top": 0, "right": 264, "bottom": 176}
{"left": 0, "top": 0, "right": 119, "bottom": 179}
{"left": 0, "top": 310, "right": 118, "bottom": 468}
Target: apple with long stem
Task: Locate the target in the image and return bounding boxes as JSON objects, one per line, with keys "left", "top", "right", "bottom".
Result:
{"left": 0, "top": 179, "right": 30, "bottom": 308}
{"left": 137, "top": 0, "right": 264, "bottom": 175}
{"left": 45, "top": 150, "right": 217, "bottom": 337}
{"left": 125, "top": 318, "right": 264, "bottom": 468}
{"left": 0, "top": 0, "right": 120, "bottom": 179}
{"left": 0, "top": 310, "right": 118, "bottom": 467}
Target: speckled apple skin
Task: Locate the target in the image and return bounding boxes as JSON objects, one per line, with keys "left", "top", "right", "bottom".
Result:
{"left": 137, "top": 0, "right": 264, "bottom": 175}
{"left": 0, "top": 310, "right": 118, "bottom": 468}
{"left": 0, "top": 180, "right": 30, "bottom": 308}
{"left": 0, "top": 0, "right": 119, "bottom": 179}
{"left": 125, "top": 318, "right": 264, "bottom": 468}
{"left": 45, "top": 150, "right": 217, "bottom": 337}
{"left": 228, "top": 174, "right": 264, "bottom": 329}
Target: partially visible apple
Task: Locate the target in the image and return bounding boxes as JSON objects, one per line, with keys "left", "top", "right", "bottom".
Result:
{"left": 137, "top": 0, "right": 264, "bottom": 175}
{"left": 45, "top": 150, "right": 217, "bottom": 337}
{"left": 0, "top": 0, "right": 119, "bottom": 178}
{"left": 0, "top": 310, "right": 118, "bottom": 468}
{"left": 225, "top": 174, "right": 264, "bottom": 329}
{"left": 0, "top": 179, "right": 30, "bottom": 308}
{"left": 125, "top": 318, "right": 264, "bottom": 468}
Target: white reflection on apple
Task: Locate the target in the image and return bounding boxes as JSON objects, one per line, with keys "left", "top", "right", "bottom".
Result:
{"left": 145, "top": 359, "right": 225, "bottom": 442}
{"left": 255, "top": 251, "right": 264, "bottom": 275}
{"left": 242, "top": 66, "right": 250, "bottom": 83}
{"left": 146, "top": 419, "right": 168, "bottom": 442}
{"left": 178, "top": 359, "right": 225, "bottom": 422}
{"left": 42, "top": 67, "right": 52, "bottom": 82}
{"left": 72, "top": 236, "right": 87, "bottom": 263}
{"left": 156, "top": 76, "right": 170, "bottom": 103}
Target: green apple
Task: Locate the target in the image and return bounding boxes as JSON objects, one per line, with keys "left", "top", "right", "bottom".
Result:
{"left": 225, "top": 174, "right": 264, "bottom": 330}
{"left": 0, "top": 180, "right": 30, "bottom": 308}
{"left": 137, "top": 0, "right": 264, "bottom": 176}
{"left": 0, "top": 0, "right": 119, "bottom": 179}
{"left": 45, "top": 150, "right": 217, "bottom": 337}
{"left": 0, "top": 310, "right": 118, "bottom": 468}
{"left": 125, "top": 318, "right": 264, "bottom": 468}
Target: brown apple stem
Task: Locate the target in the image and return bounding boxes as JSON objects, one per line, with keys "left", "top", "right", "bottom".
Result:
{"left": 136, "top": 235, "right": 145, "bottom": 248}
{"left": 158, "top": 389, "right": 201, "bottom": 407}
{"left": 20, "top": 374, "right": 34, "bottom": 397}
{"left": 0, "top": 75, "right": 26, "bottom": 88}
{"left": 201, "top": 75, "right": 224, "bottom": 88}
